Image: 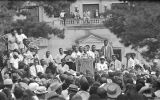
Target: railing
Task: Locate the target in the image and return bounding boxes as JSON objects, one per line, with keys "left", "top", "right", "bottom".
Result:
{"left": 47, "top": 18, "right": 109, "bottom": 28}
{"left": 62, "top": 18, "right": 109, "bottom": 26}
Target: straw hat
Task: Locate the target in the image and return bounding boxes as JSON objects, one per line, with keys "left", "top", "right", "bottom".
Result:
{"left": 47, "top": 79, "right": 63, "bottom": 92}
{"left": 106, "top": 83, "right": 122, "bottom": 99}
{"left": 4, "top": 79, "right": 13, "bottom": 85}
{"left": 29, "top": 82, "right": 39, "bottom": 91}
{"left": 34, "top": 86, "right": 48, "bottom": 94}
{"left": 155, "top": 90, "right": 160, "bottom": 97}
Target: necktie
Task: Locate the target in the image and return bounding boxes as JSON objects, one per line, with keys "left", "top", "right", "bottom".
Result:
{"left": 35, "top": 65, "right": 38, "bottom": 76}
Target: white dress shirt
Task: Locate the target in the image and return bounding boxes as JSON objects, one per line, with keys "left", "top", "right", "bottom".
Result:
{"left": 87, "top": 51, "right": 95, "bottom": 59}
{"left": 71, "top": 51, "right": 82, "bottom": 59}
{"left": 110, "top": 59, "right": 122, "bottom": 71}
{"left": 10, "top": 58, "right": 20, "bottom": 69}
{"left": 95, "top": 62, "right": 108, "bottom": 71}
{"left": 57, "top": 64, "right": 69, "bottom": 74}
{"left": 55, "top": 54, "right": 66, "bottom": 64}
{"left": 128, "top": 58, "right": 135, "bottom": 69}
{"left": 30, "top": 65, "right": 44, "bottom": 77}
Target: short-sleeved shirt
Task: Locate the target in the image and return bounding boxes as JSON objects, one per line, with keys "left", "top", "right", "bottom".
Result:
{"left": 10, "top": 58, "right": 20, "bottom": 69}
{"left": 44, "top": 55, "right": 53, "bottom": 65}
{"left": 55, "top": 54, "right": 66, "bottom": 64}
{"left": 16, "top": 34, "right": 27, "bottom": 43}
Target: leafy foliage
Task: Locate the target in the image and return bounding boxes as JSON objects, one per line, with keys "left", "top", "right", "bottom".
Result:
{"left": 40, "top": 0, "right": 76, "bottom": 17}
{"left": 11, "top": 19, "right": 64, "bottom": 39}
{"left": 104, "top": 2, "right": 160, "bottom": 59}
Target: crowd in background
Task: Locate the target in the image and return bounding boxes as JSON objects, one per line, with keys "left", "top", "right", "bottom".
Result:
{"left": 0, "top": 28, "right": 160, "bottom": 100}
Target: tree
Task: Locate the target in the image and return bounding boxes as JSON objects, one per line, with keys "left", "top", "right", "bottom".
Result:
{"left": 11, "top": 19, "right": 64, "bottom": 39}
{"left": 104, "top": 1, "right": 160, "bottom": 60}
{"left": 39, "top": 0, "right": 76, "bottom": 17}
{"left": 0, "top": 1, "right": 67, "bottom": 51}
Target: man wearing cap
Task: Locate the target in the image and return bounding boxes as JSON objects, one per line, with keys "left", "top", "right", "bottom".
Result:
{"left": 95, "top": 56, "right": 108, "bottom": 74}
{"left": 110, "top": 54, "right": 122, "bottom": 71}
{"left": 3, "top": 79, "right": 15, "bottom": 100}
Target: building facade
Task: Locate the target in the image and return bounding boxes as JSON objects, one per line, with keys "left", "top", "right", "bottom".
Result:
{"left": 70, "top": 0, "right": 121, "bottom": 18}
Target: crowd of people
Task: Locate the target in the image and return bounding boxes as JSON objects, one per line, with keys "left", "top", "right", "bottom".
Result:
{"left": 0, "top": 28, "right": 160, "bottom": 100}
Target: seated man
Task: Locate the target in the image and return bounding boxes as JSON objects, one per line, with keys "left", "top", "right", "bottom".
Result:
{"left": 110, "top": 54, "right": 122, "bottom": 71}
{"left": 43, "top": 51, "right": 54, "bottom": 65}
{"left": 57, "top": 59, "right": 69, "bottom": 74}
{"left": 10, "top": 52, "right": 21, "bottom": 70}
{"left": 95, "top": 56, "right": 108, "bottom": 74}
{"left": 30, "top": 58, "right": 44, "bottom": 78}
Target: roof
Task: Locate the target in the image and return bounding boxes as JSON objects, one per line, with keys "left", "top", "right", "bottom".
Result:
{"left": 76, "top": 33, "right": 108, "bottom": 44}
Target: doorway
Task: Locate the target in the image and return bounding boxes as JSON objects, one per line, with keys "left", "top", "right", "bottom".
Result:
{"left": 83, "top": 4, "right": 99, "bottom": 18}
{"left": 113, "top": 48, "right": 122, "bottom": 61}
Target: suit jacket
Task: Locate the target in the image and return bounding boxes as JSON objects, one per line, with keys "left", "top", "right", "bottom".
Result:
{"left": 101, "top": 44, "right": 114, "bottom": 62}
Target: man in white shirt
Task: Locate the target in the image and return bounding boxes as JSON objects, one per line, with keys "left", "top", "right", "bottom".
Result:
{"left": 57, "top": 59, "right": 69, "bottom": 74}
{"left": 60, "top": 10, "right": 66, "bottom": 25}
{"left": 91, "top": 45, "right": 99, "bottom": 61}
{"left": 131, "top": 53, "right": 142, "bottom": 66}
{"left": 126, "top": 53, "right": 135, "bottom": 70}
{"left": 55, "top": 48, "right": 66, "bottom": 64}
{"left": 79, "top": 46, "right": 84, "bottom": 54}
{"left": 81, "top": 46, "right": 92, "bottom": 59}
{"left": 10, "top": 52, "right": 21, "bottom": 70}
{"left": 16, "top": 28, "right": 27, "bottom": 49}
{"left": 110, "top": 54, "right": 122, "bottom": 71}
{"left": 23, "top": 49, "right": 33, "bottom": 65}
{"left": 71, "top": 45, "right": 81, "bottom": 59}
{"left": 43, "top": 51, "right": 53, "bottom": 65}
{"left": 95, "top": 56, "right": 108, "bottom": 73}
{"left": 30, "top": 58, "right": 44, "bottom": 78}
{"left": 85, "top": 45, "right": 95, "bottom": 59}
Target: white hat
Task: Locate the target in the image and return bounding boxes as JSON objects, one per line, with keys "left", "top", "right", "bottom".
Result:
{"left": 107, "top": 83, "right": 122, "bottom": 99}
{"left": 100, "top": 56, "right": 105, "bottom": 60}
{"left": 34, "top": 86, "right": 48, "bottom": 94}
{"left": 4, "top": 79, "right": 13, "bottom": 85}
{"left": 29, "top": 82, "right": 39, "bottom": 91}
{"left": 76, "top": 91, "right": 90, "bottom": 100}
{"left": 154, "top": 90, "right": 160, "bottom": 97}
{"left": 151, "top": 72, "right": 156, "bottom": 75}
